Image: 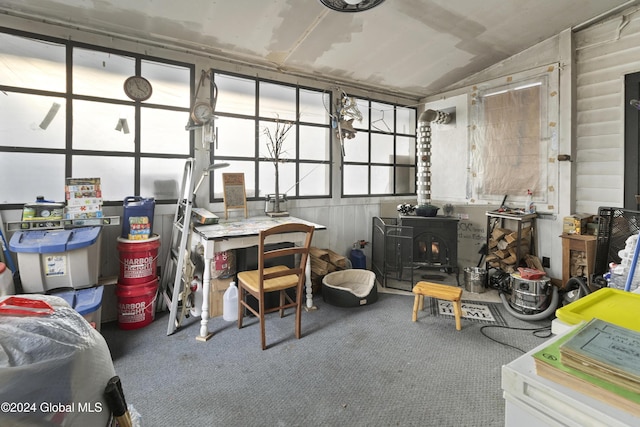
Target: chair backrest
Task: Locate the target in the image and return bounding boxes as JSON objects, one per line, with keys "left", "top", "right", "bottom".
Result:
{"left": 257, "top": 223, "right": 315, "bottom": 285}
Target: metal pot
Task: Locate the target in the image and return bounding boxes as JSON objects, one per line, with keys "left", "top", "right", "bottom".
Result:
{"left": 415, "top": 205, "right": 439, "bottom": 217}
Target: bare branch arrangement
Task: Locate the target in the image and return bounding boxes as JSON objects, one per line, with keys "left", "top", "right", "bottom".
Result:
{"left": 263, "top": 118, "right": 294, "bottom": 165}
{"left": 263, "top": 117, "right": 295, "bottom": 214}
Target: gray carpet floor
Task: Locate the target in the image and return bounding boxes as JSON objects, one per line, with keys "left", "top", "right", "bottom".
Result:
{"left": 101, "top": 290, "right": 553, "bottom": 427}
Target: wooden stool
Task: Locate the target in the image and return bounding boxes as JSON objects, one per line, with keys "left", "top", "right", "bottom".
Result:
{"left": 412, "top": 281, "right": 463, "bottom": 330}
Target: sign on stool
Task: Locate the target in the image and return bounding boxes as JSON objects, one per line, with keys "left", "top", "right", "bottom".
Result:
{"left": 412, "top": 281, "right": 463, "bottom": 330}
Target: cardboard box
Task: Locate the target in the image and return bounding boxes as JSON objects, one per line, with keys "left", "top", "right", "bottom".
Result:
{"left": 586, "top": 222, "right": 599, "bottom": 236}
{"left": 563, "top": 214, "right": 594, "bottom": 235}
{"left": 207, "top": 277, "right": 235, "bottom": 318}
{"left": 192, "top": 208, "right": 219, "bottom": 225}
{"left": 210, "top": 250, "right": 236, "bottom": 279}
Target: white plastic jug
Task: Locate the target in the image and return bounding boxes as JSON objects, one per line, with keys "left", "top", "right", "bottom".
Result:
{"left": 0, "top": 262, "right": 14, "bottom": 297}
{"left": 222, "top": 281, "right": 238, "bottom": 321}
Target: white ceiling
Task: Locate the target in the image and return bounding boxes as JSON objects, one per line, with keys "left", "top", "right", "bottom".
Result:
{"left": 0, "top": 0, "right": 637, "bottom": 98}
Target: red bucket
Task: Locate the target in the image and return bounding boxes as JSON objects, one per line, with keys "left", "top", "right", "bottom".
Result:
{"left": 117, "top": 235, "right": 160, "bottom": 285}
{"left": 115, "top": 278, "right": 158, "bottom": 330}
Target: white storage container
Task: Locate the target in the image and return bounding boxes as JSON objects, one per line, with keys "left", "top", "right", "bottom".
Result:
{"left": 9, "top": 227, "right": 102, "bottom": 293}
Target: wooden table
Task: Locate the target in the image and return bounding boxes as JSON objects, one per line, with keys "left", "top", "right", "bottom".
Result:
{"left": 192, "top": 216, "right": 326, "bottom": 341}
{"left": 560, "top": 233, "right": 597, "bottom": 289}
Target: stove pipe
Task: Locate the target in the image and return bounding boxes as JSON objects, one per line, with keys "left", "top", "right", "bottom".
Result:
{"left": 416, "top": 109, "right": 451, "bottom": 206}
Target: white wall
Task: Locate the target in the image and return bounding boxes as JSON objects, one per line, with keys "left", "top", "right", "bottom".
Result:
{"left": 419, "top": 4, "right": 640, "bottom": 280}
{"left": 574, "top": 8, "right": 640, "bottom": 213}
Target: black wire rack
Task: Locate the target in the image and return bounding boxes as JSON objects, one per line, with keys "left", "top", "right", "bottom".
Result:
{"left": 593, "top": 207, "right": 640, "bottom": 280}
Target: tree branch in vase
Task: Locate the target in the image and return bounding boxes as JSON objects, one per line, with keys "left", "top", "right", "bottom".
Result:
{"left": 263, "top": 116, "right": 294, "bottom": 215}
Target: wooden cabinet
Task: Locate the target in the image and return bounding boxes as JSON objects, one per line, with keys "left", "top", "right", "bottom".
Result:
{"left": 560, "top": 234, "right": 596, "bottom": 289}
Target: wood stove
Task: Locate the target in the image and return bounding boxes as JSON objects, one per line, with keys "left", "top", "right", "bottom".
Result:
{"left": 400, "top": 216, "right": 459, "bottom": 284}
{"left": 371, "top": 216, "right": 460, "bottom": 291}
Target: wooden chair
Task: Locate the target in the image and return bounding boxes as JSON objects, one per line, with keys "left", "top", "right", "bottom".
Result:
{"left": 237, "top": 223, "right": 314, "bottom": 350}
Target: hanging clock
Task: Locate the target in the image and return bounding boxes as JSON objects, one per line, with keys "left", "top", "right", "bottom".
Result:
{"left": 123, "top": 76, "right": 153, "bottom": 101}
{"left": 191, "top": 101, "right": 214, "bottom": 125}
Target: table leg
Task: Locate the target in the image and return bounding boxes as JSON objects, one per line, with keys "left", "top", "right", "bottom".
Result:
{"left": 305, "top": 255, "right": 316, "bottom": 311}
{"left": 197, "top": 256, "right": 214, "bottom": 341}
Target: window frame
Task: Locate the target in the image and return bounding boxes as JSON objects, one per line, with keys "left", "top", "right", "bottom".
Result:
{"left": 0, "top": 27, "right": 195, "bottom": 209}
{"left": 341, "top": 97, "right": 417, "bottom": 197}
{"left": 468, "top": 64, "right": 559, "bottom": 210}
{"left": 209, "top": 70, "right": 333, "bottom": 203}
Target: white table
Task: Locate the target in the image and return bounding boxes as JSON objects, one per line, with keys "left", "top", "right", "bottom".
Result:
{"left": 192, "top": 216, "right": 325, "bottom": 341}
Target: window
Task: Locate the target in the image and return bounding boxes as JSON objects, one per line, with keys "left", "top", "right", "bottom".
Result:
{"left": 342, "top": 99, "right": 417, "bottom": 196}
{"left": 0, "top": 29, "right": 193, "bottom": 207}
{"left": 210, "top": 72, "right": 332, "bottom": 201}
{"left": 469, "top": 65, "right": 559, "bottom": 208}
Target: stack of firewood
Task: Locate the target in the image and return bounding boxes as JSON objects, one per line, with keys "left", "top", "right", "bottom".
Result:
{"left": 309, "top": 247, "right": 347, "bottom": 293}
{"left": 485, "top": 226, "right": 535, "bottom": 273}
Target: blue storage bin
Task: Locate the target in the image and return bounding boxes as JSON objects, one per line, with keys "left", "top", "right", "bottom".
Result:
{"left": 51, "top": 285, "right": 104, "bottom": 331}
{"left": 10, "top": 227, "right": 101, "bottom": 253}
{"left": 9, "top": 227, "right": 102, "bottom": 293}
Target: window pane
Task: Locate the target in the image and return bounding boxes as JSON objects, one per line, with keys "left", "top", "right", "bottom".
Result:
{"left": 396, "top": 107, "right": 416, "bottom": 135}
{"left": 73, "top": 155, "right": 134, "bottom": 201}
{"left": 299, "top": 89, "right": 330, "bottom": 124}
{"left": 213, "top": 162, "right": 256, "bottom": 199}
{"left": 214, "top": 73, "right": 255, "bottom": 115}
{"left": 396, "top": 166, "right": 416, "bottom": 194}
{"left": 140, "top": 157, "right": 186, "bottom": 200}
{"left": 299, "top": 126, "right": 330, "bottom": 161}
{"left": 0, "top": 33, "right": 65, "bottom": 92}
{"left": 477, "top": 85, "right": 543, "bottom": 197}
{"left": 142, "top": 60, "right": 191, "bottom": 107}
{"left": 214, "top": 116, "right": 256, "bottom": 157}
{"left": 259, "top": 82, "right": 296, "bottom": 121}
{"left": 73, "top": 100, "right": 135, "bottom": 152}
{"left": 343, "top": 165, "right": 368, "bottom": 195}
{"left": 371, "top": 165, "right": 394, "bottom": 194}
{"left": 353, "top": 99, "right": 369, "bottom": 130}
{"left": 299, "top": 163, "right": 330, "bottom": 196}
{"left": 259, "top": 120, "right": 297, "bottom": 161}
{"left": 259, "top": 161, "right": 295, "bottom": 199}
{"left": 0, "top": 93, "right": 65, "bottom": 148}
{"left": 396, "top": 136, "right": 415, "bottom": 165}
{"left": 73, "top": 48, "right": 134, "bottom": 100}
{"left": 141, "top": 108, "right": 190, "bottom": 155}
{"left": 371, "top": 102, "right": 394, "bottom": 133}
{"left": 371, "top": 133, "right": 394, "bottom": 163}
{"left": 343, "top": 131, "right": 369, "bottom": 162}
{"left": 0, "top": 153, "right": 65, "bottom": 203}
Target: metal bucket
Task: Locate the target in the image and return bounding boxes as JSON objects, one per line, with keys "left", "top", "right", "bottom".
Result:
{"left": 509, "top": 273, "right": 551, "bottom": 313}
{"left": 464, "top": 267, "right": 487, "bottom": 293}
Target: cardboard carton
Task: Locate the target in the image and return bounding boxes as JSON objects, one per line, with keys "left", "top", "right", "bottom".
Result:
{"left": 563, "top": 213, "right": 594, "bottom": 235}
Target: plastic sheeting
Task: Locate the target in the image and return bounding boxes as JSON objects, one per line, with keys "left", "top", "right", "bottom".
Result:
{"left": 0, "top": 294, "right": 115, "bottom": 427}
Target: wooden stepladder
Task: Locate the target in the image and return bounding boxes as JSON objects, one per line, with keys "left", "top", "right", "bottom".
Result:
{"left": 160, "top": 158, "right": 197, "bottom": 335}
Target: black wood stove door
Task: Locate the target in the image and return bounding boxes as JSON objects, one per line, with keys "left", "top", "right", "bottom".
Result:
{"left": 400, "top": 216, "right": 459, "bottom": 268}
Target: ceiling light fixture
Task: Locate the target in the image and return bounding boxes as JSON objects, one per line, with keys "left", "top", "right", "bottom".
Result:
{"left": 318, "top": 0, "right": 385, "bottom": 13}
